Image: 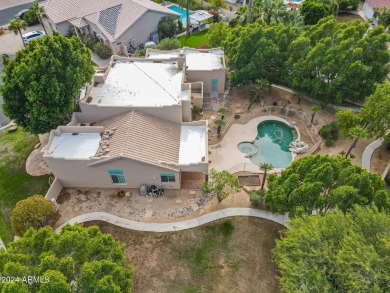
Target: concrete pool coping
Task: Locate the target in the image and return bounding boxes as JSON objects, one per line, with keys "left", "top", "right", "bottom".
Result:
{"left": 209, "top": 116, "right": 300, "bottom": 174}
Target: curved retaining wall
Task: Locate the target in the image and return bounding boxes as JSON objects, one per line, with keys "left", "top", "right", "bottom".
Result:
{"left": 55, "top": 208, "right": 290, "bottom": 233}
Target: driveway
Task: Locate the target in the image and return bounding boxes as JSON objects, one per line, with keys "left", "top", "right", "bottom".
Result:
{"left": 0, "top": 23, "right": 42, "bottom": 54}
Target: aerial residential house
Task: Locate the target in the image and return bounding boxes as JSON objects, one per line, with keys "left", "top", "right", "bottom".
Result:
{"left": 363, "top": 0, "right": 390, "bottom": 19}
{"left": 42, "top": 110, "right": 208, "bottom": 190}
{"left": 43, "top": 49, "right": 227, "bottom": 195}
{"left": 41, "top": 0, "right": 180, "bottom": 54}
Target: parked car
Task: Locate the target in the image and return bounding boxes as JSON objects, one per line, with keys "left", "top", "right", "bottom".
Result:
{"left": 14, "top": 9, "right": 28, "bottom": 19}
{"left": 14, "top": 9, "right": 39, "bottom": 26}
{"left": 22, "top": 31, "right": 45, "bottom": 44}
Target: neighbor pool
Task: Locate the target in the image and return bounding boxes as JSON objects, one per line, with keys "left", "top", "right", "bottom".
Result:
{"left": 237, "top": 120, "right": 297, "bottom": 168}
{"left": 167, "top": 4, "right": 194, "bottom": 25}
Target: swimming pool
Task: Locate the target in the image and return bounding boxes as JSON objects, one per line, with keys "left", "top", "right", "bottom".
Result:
{"left": 237, "top": 120, "right": 297, "bottom": 168}
{"left": 167, "top": 4, "right": 194, "bottom": 25}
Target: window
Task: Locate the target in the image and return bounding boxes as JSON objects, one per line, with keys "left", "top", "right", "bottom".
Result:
{"left": 160, "top": 174, "right": 176, "bottom": 182}
{"left": 108, "top": 170, "right": 126, "bottom": 184}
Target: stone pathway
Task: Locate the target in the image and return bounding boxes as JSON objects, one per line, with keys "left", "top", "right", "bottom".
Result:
{"left": 26, "top": 147, "right": 49, "bottom": 176}
{"left": 55, "top": 208, "right": 289, "bottom": 233}
{"left": 362, "top": 139, "right": 383, "bottom": 171}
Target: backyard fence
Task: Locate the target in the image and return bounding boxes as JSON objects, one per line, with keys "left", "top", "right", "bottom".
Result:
{"left": 210, "top": 106, "right": 322, "bottom": 156}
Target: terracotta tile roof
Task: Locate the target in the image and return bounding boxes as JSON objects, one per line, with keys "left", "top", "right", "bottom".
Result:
{"left": 42, "top": 0, "right": 180, "bottom": 42}
{"left": 366, "top": 0, "right": 390, "bottom": 8}
{"left": 94, "top": 110, "right": 181, "bottom": 169}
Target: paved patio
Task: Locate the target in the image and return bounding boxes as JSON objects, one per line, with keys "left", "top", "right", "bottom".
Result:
{"left": 55, "top": 187, "right": 211, "bottom": 228}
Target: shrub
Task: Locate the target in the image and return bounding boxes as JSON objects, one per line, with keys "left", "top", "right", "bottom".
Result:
{"left": 157, "top": 38, "right": 181, "bottom": 50}
{"left": 250, "top": 190, "right": 264, "bottom": 207}
{"left": 12, "top": 195, "right": 58, "bottom": 236}
{"left": 158, "top": 16, "right": 177, "bottom": 40}
{"left": 272, "top": 101, "right": 278, "bottom": 106}
{"left": 320, "top": 122, "right": 339, "bottom": 146}
{"left": 135, "top": 48, "right": 146, "bottom": 57}
{"left": 66, "top": 25, "right": 76, "bottom": 37}
{"left": 0, "top": 27, "right": 4, "bottom": 35}
{"left": 234, "top": 114, "right": 240, "bottom": 119}
{"left": 93, "top": 43, "right": 112, "bottom": 59}
{"left": 81, "top": 34, "right": 99, "bottom": 49}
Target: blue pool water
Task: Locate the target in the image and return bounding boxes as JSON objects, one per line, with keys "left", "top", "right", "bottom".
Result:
{"left": 168, "top": 4, "right": 194, "bottom": 25}
{"left": 237, "top": 120, "right": 297, "bottom": 168}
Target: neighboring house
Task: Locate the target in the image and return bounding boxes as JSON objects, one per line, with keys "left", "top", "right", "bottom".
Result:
{"left": 43, "top": 49, "right": 227, "bottom": 194}
{"left": 363, "top": 0, "right": 390, "bottom": 19}
{"left": 41, "top": 0, "right": 180, "bottom": 54}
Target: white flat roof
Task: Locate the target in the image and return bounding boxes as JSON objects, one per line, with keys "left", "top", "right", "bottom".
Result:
{"left": 147, "top": 51, "right": 181, "bottom": 59}
{"left": 185, "top": 52, "right": 223, "bottom": 71}
{"left": 89, "top": 61, "right": 185, "bottom": 106}
{"left": 179, "top": 125, "right": 206, "bottom": 164}
{"left": 49, "top": 132, "right": 101, "bottom": 158}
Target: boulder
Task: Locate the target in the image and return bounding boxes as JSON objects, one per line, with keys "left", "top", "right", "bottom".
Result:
{"left": 8, "top": 126, "right": 18, "bottom": 133}
{"left": 235, "top": 109, "right": 243, "bottom": 114}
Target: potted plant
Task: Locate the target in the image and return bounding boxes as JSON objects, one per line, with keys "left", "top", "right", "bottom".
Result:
{"left": 194, "top": 106, "right": 203, "bottom": 116}
{"left": 218, "top": 107, "right": 229, "bottom": 120}
{"left": 215, "top": 119, "right": 226, "bottom": 135}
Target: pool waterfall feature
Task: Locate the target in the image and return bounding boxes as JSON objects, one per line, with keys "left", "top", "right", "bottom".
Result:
{"left": 237, "top": 120, "right": 298, "bottom": 168}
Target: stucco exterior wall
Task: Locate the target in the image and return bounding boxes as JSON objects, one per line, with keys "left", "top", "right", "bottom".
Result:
{"left": 77, "top": 103, "right": 184, "bottom": 123}
{"left": 115, "top": 11, "right": 173, "bottom": 50}
{"left": 363, "top": 2, "right": 375, "bottom": 19}
{"left": 55, "top": 22, "right": 70, "bottom": 36}
{"left": 187, "top": 69, "right": 226, "bottom": 94}
{"left": 44, "top": 156, "right": 182, "bottom": 189}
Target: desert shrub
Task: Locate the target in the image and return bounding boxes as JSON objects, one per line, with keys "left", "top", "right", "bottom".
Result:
{"left": 0, "top": 27, "right": 4, "bottom": 35}
{"left": 81, "top": 34, "right": 99, "bottom": 49}
{"left": 135, "top": 48, "right": 146, "bottom": 57}
{"left": 157, "top": 38, "right": 181, "bottom": 50}
{"left": 93, "top": 43, "right": 112, "bottom": 59}
{"left": 249, "top": 190, "right": 264, "bottom": 207}
{"left": 234, "top": 114, "right": 240, "bottom": 119}
{"left": 12, "top": 195, "right": 58, "bottom": 236}
{"left": 66, "top": 25, "right": 76, "bottom": 37}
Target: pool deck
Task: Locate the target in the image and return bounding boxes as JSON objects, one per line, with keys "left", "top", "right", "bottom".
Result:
{"left": 209, "top": 116, "right": 299, "bottom": 174}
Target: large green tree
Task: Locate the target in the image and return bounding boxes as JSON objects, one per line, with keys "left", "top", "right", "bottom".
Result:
{"left": 0, "top": 224, "right": 134, "bottom": 292}
{"left": 223, "top": 23, "right": 298, "bottom": 86}
{"left": 264, "top": 154, "right": 390, "bottom": 217}
{"left": 1, "top": 32, "right": 94, "bottom": 134}
{"left": 288, "top": 17, "right": 389, "bottom": 105}
{"left": 274, "top": 206, "right": 390, "bottom": 292}
{"left": 337, "top": 82, "right": 390, "bottom": 154}
{"left": 206, "top": 22, "right": 231, "bottom": 48}
{"left": 157, "top": 16, "right": 177, "bottom": 40}
{"left": 204, "top": 168, "right": 240, "bottom": 202}
{"left": 300, "top": 0, "right": 332, "bottom": 25}
{"left": 253, "top": 0, "right": 287, "bottom": 25}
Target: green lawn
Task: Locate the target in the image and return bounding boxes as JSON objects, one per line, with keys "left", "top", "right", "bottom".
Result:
{"left": 335, "top": 12, "right": 365, "bottom": 23}
{"left": 0, "top": 127, "right": 49, "bottom": 245}
{"left": 178, "top": 29, "right": 209, "bottom": 48}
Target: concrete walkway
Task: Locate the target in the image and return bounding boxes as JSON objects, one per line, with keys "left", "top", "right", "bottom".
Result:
{"left": 362, "top": 139, "right": 383, "bottom": 171}
{"left": 55, "top": 208, "right": 290, "bottom": 233}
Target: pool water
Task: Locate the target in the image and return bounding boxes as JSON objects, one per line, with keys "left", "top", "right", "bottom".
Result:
{"left": 247, "top": 120, "right": 296, "bottom": 168}
{"left": 168, "top": 4, "right": 194, "bottom": 25}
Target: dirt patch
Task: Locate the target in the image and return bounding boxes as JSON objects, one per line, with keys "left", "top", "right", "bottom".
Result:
{"left": 85, "top": 217, "right": 284, "bottom": 293}
{"left": 371, "top": 143, "right": 390, "bottom": 176}
{"left": 238, "top": 175, "right": 261, "bottom": 186}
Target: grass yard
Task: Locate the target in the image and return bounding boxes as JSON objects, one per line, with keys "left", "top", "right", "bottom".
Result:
{"left": 178, "top": 29, "right": 208, "bottom": 48}
{"left": 0, "top": 127, "right": 49, "bottom": 244}
{"left": 85, "top": 217, "right": 284, "bottom": 293}
{"left": 335, "top": 12, "right": 365, "bottom": 23}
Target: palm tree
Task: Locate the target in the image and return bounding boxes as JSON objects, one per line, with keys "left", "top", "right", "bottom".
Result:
{"left": 178, "top": 0, "right": 196, "bottom": 36}
{"left": 9, "top": 18, "right": 28, "bottom": 47}
{"left": 259, "top": 163, "right": 273, "bottom": 190}
{"left": 345, "top": 127, "right": 369, "bottom": 158}
{"left": 254, "top": 0, "right": 286, "bottom": 25}
{"left": 28, "top": 1, "right": 47, "bottom": 34}
{"left": 310, "top": 105, "right": 321, "bottom": 124}
{"left": 374, "top": 6, "right": 390, "bottom": 32}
